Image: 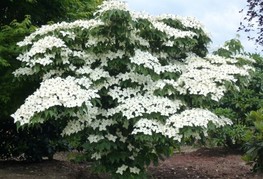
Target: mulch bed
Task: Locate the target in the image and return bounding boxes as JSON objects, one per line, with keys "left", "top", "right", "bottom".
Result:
{"left": 0, "top": 147, "right": 262, "bottom": 179}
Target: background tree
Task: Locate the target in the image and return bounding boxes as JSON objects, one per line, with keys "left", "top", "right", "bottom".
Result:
{"left": 240, "top": 0, "right": 263, "bottom": 47}
{"left": 209, "top": 37, "right": 263, "bottom": 172}
{"left": 0, "top": 0, "right": 103, "bottom": 161}
{"left": 203, "top": 38, "right": 260, "bottom": 149}
{"left": 0, "top": 0, "right": 103, "bottom": 26}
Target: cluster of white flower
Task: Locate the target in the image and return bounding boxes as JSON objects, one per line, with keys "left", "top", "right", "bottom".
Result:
{"left": 107, "top": 92, "right": 184, "bottom": 119}
{"left": 70, "top": 19, "right": 104, "bottom": 30}
{"left": 232, "top": 54, "right": 256, "bottom": 63}
{"left": 115, "top": 163, "right": 141, "bottom": 175}
{"left": 16, "top": 36, "right": 66, "bottom": 66}
{"left": 98, "top": 50, "right": 126, "bottom": 61}
{"left": 120, "top": 72, "right": 153, "bottom": 85}
{"left": 33, "top": 55, "right": 55, "bottom": 66}
{"left": 132, "top": 118, "right": 181, "bottom": 140}
{"left": 205, "top": 54, "right": 238, "bottom": 64}
{"left": 167, "top": 108, "right": 233, "bottom": 129}
{"left": 13, "top": 67, "right": 34, "bottom": 77}
{"left": 95, "top": 0, "right": 128, "bottom": 15}
{"left": 88, "top": 134, "right": 105, "bottom": 143}
{"left": 30, "top": 36, "right": 66, "bottom": 56}
{"left": 91, "top": 152, "right": 102, "bottom": 160}
{"left": 108, "top": 86, "right": 140, "bottom": 102}
{"left": 102, "top": 71, "right": 159, "bottom": 92}
{"left": 177, "top": 55, "right": 252, "bottom": 101}
{"left": 19, "top": 36, "right": 66, "bottom": 60}
{"left": 61, "top": 106, "right": 99, "bottom": 136}
{"left": 90, "top": 68, "right": 111, "bottom": 82}
{"left": 89, "top": 118, "right": 117, "bottom": 131}
{"left": 86, "top": 36, "right": 109, "bottom": 47}
{"left": 116, "top": 131, "right": 127, "bottom": 143}
{"left": 61, "top": 119, "right": 85, "bottom": 136}
{"left": 130, "top": 49, "right": 160, "bottom": 72}
{"left": 17, "top": 19, "right": 104, "bottom": 47}
{"left": 131, "top": 11, "right": 208, "bottom": 40}
{"left": 105, "top": 133, "right": 118, "bottom": 142}
{"left": 163, "top": 40, "right": 174, "bottom": 47}
{"left": 116, "top": 164, "right": 128, "bottom": 175}
{"left": 132, "top": 108, "right": 232, "bottom": 141}
{"left": 151, "top": 21, "right": 196, "bottom": 39}
{"left": 11, "top": 77, "right": 98, "bottom": 125}
{"left": 154, "top": 62, "right": 184, "bottom": 74}
{"left": 130, "top": 30, "right": 150, "bottom": 47}
{"left": 60, "top": 30, "right": 76, "bottom": 40}
{"left": 156, "top": 14, "right": 204, "bottom": 30}
{"left": 130, "top": 11, "right": 154, "bottom": 21}
{"left": 42, "top": 69, "right": 65, "bottom": 80}
{"left": 129, "top": 166, "right": 140, "bottom": 174}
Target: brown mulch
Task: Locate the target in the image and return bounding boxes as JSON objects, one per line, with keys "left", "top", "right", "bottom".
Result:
{"left": 148, "top": 147, "right": 261, "bottom": 179}
{"left": 0, "top": 147, "right": 262, "bottom": 179}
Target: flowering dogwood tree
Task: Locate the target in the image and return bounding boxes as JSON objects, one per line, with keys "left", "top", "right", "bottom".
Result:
{"left": 12, "top": 0, "right": 254, "bottom": 178}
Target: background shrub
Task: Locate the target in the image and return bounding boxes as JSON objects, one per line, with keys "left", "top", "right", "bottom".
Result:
{"left": 243, "top": 109, "right": 263, "bottom": 172}
{"left": 205, "top": 38, "right": 263, "bottom": 149}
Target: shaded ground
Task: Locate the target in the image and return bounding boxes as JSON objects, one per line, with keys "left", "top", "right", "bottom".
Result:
{"left": 0, "top": 147, "right": 262, "bottom": 179}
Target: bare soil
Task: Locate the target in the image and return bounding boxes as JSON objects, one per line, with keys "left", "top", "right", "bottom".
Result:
{"left": 0, "top": 147, "right": 262, "bottom": 179}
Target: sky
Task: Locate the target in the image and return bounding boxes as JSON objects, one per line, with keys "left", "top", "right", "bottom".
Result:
{"left": 124, "top": 0, "right": 261, "bottom": 54}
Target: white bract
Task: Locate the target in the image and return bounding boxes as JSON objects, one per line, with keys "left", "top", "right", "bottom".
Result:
{"left": 130, "top": 167, "right": 140, "bottom": 174}
{"left": 116, "top": 165, "right": 128, "bottom": 175}
{"left": 12, "top": 0, "right": 254, "bottom": 177}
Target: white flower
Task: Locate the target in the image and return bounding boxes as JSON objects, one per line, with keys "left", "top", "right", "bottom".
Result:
{"left": 13, "top": 67, "right": 34, "bottom": 76}
{"left": 127, "top": 144, "right": 134, "bottom": 151}
{"left": 151, "top": 21, "right": 196, "bottom": 39}
{"left": 27, "top": 36, "right": 66, "bottom": 57}
{"left": 130, "top": 49, "right": 160, "bottom": 72}
{"left": 88, "top": 135, "right": 104, "bottom": 143}
{"left": 129, "top": 156, "right": 135, "bottom": 160}
{"left": 91, "top": 152, "right": 102, "bottom": 160}
{"left": 116, "top": 164, "right": 128, "bottom": 175}
{"left": 105, "top": 134, "right": 117, "bottom": 142}
{"left": 60, "top": 30, "right": 76, "bottom": 40}
{"left": 130, "top": 30, "right": 150, "bottom": 47}
{"left": 130, "top": 167, "right": 140, "bottom": 174}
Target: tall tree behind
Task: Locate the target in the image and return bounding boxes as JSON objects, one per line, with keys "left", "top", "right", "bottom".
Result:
{"left": 240, "top": 0, "right": 263, "bottom": 47}
{"left": 0, "top": 0, "right": 103, "bottom": 26}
